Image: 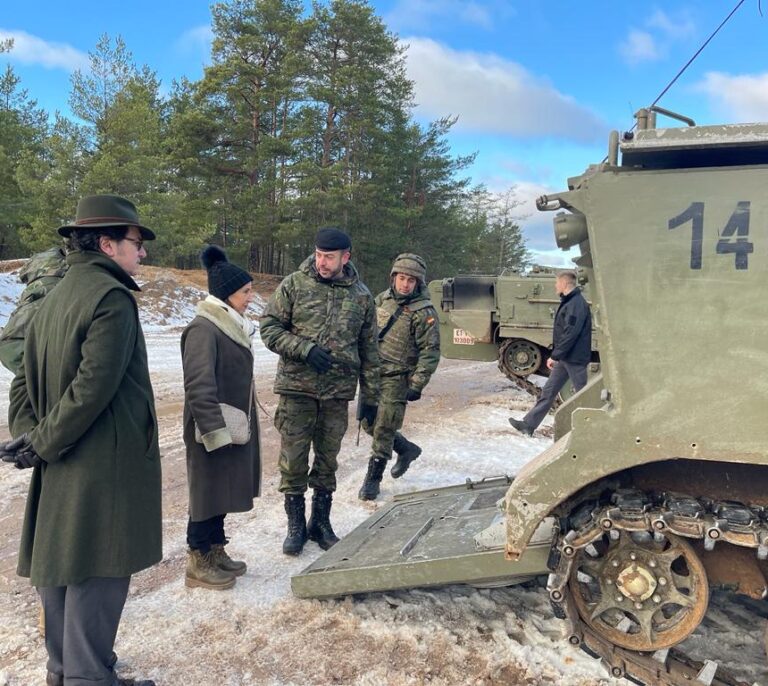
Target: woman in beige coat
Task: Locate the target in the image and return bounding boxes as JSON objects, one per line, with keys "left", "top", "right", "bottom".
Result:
{"left": 181, "top": 245, "right": 261, "bottom": 590}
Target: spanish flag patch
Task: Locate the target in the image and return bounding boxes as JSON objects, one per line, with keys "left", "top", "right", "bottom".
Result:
{"left": 426, "top": 316, "right": 435, "bottom": 325}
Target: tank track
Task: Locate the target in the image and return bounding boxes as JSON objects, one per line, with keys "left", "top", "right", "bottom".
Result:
{"left": 505, "top": 373, "right": 543, "bottom": 400}
{"left": 547, "top": 490, "right": 765, "bottom": 686}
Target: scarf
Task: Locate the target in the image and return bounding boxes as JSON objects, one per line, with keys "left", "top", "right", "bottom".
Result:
{"left": 196, "top": 295, "right": 255, "bottom": 350}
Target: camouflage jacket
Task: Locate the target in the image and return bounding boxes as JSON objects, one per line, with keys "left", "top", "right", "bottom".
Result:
{"left": 260, "top": 256, "right": 380, "bottom": 403}
{"left": 0, "top": 247, "right": 69, "bottom": 374}
{"left": 375, "top": 286, "right": 440, "bottom": 392}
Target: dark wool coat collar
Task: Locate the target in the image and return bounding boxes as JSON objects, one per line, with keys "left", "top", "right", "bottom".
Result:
{"left": 66, "top": 250, "right": 141, "bottom": 292}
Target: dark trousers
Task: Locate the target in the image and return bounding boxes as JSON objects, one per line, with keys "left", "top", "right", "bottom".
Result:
{"left": 187, "top": 514, "right": 226, "bottom": 553}
{"left": 523, "top": 361, "right": 588, "bottom": 431}
{"left": 39, "top": 576, "right": 130, "bottom": 686}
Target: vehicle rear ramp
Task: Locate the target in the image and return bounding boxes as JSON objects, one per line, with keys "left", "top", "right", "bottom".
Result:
{"left": 291, "top": 476, "right": 555, "bottom": 599}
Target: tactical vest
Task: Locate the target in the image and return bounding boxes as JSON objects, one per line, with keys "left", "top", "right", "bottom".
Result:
{"left": 376, "top": 296, "right": 434, "bottom": 369}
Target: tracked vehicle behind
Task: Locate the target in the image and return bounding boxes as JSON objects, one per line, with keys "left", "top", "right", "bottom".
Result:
{"left": 294, "top": 107, "right": 768, "bottom": 686}
{"left": 428, "top": 269, "right": 599, "bottom": 389}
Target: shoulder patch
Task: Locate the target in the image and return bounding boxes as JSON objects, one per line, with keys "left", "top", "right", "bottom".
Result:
{"left": 377, "top": 306, "right": 391, "bottom": 330}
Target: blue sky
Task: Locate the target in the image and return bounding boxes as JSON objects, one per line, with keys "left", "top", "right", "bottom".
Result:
{"left": 2, "top": 1, "right": 767, "bottom": 266}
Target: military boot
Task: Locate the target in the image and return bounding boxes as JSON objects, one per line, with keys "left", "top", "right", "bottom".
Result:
{"left": 391, "top": 435, "right": 422, "bottom": 478}
{"left": 185, "top": 548, "right": 236, "bottom": 590}
{"left": 358, "top": 457, "right": 387, "bottom": 500}
{"left": 211, "top": 543, "right": 247, "bottom": 576}
{"left": 283, "top": 493, "right": 307, "bottom": 556}
{"left": 307, "top": 490, "right": 340, "bottom": 550}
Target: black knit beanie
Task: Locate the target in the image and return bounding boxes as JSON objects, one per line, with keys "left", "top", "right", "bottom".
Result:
{"left": 200, "top": 245, "right": 252, "bottom": 301}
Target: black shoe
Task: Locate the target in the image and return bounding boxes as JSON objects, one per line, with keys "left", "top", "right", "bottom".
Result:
{"left": 508, "top": 418, "right": 533, "bottom": 437}
{"left": 391, "top": 437, "right": 421, "bottom": 479}
{"left": 283, "top": 493, "right": 307, "bottom": 555}
{"left": 307, "top": 490, "right": 340, "bottom": 550}
{"left": 358, "top": 457, "right": 387, "bottom": 500}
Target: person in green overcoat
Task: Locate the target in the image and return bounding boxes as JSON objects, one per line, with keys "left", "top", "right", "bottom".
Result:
{"left": 0, "top": 195, "right": 161, "bottom": 686}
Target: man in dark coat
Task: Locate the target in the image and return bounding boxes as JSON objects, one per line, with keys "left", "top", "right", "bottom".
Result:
{"left": 260, "top": 227, "right": 380, "bottom": 556}
{"left": 0, "top": 195, "right": 161, "bottom": 686}
{"left": 508, "top": 270, "right": 592, "bottom": 437}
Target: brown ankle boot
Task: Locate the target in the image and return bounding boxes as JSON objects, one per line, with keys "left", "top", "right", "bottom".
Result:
{"left": 210, "top": 543, "right": 247, "bottom": 576}
{"left": 185, "top": 548, "right": 236, "bottom": 590}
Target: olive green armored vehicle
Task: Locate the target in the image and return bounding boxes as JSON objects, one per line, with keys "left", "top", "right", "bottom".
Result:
{"left": 428, "top": 267, "right": 599, "bottom": 384}
{"left": 293, "top": 106, "right": 768, "bottom": 686}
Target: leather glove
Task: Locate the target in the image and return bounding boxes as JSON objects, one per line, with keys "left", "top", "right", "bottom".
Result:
{"left": 0, "top": 433, "right": 32, "bottom": 460}
{"left": 307, "top": 345, "right": 333, "bottom": 374}
{"left": 360, "top": 404, "right": 378, "bottom": 426}
{"left": 406, "top": 388, "right": 422, "bottom": 402}
{"left": 0, "top": 434, "right": 43, "bottom": 469}
{"left": 12, "top": 450, "right": 43, "bottom": 469}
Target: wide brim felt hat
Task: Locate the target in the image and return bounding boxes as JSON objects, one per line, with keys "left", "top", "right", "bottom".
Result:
{"left": 58, "top": 194, "right": 156, "bottom": 240}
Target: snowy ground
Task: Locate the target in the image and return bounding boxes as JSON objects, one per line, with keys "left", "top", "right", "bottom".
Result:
{"left": 0, "top": 264, "right": 765, "bottom": 686}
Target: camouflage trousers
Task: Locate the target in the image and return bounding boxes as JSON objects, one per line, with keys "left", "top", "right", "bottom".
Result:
{"left": 275, "top": 394, "right": 349, "bottom": 494}
{"left": 363, "top": 374, "right": 409, "bottom": 461}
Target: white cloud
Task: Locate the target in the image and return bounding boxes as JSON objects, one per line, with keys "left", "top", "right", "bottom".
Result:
{"left": 0, "top": 29, "right": 87, "bottom": 71}
{"left": 618, "top": 9, "right": 694, "bottom": 66}
{"left": 404, "top": 38, "right": 605, "bottom": 142}
{"left": 476, "top": 177, "right": 568, "bottom": 255}
{"left": 386, "top": 0, "right": 514, "bottom": 32}
{"left": 647, "top": 9, "right": 695, "bottom": 39}
{"left": 176, "top": 25, "right": 213, "bottom": 58}
{"left": 695, "top": 71, "right": 768, "bottom": 122}
{"left": 513, "top": 181, "right": 563, "bottom": 253}
{"left": 618, "top": 30, "right": 662, "bottom": 65}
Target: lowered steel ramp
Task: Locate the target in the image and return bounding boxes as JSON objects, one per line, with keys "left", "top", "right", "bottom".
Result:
{"left": 291, "top": 476, "right": 554, "bottom": 599}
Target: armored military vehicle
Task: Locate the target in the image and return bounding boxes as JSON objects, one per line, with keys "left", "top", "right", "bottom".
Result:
{"left": 293, "top": 106, "right": 768, "bottom": 685}
{"left": 429, "top": 267, "right": 599, "bottom": 386}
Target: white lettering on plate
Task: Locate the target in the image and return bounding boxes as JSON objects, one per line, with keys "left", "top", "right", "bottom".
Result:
{"left": 453, "top": 328, "right": 475, "bottom": 345}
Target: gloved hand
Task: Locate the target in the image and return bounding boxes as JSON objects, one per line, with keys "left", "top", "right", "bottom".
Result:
{"left": 0, "top": 434, "right": 43, "bottom": 469}
{"left": 406, "top": 388, "right": 422, "bottom": 402}
{"left": 360, "top": 404, "right": 378, "bottom": 426}
{"left": 13, "top": 450, "right": 43, "bottom": 469}
{"left": 307, "top": 345, "right": 333, "bottom": 374}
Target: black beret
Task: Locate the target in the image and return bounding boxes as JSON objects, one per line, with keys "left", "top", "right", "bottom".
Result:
{"left": 315, "top": 227, "right": 351, "bottom": 251}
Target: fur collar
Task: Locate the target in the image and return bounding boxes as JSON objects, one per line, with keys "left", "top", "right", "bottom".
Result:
{"left": 196, "top": 299, "right": 252, "bottom": 350}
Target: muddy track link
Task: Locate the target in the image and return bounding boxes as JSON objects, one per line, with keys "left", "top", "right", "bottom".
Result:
{"left": 547, "top": 490, "right": 763, "bottom": 686}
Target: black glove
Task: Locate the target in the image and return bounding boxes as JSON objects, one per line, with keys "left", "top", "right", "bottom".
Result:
{"left": 406, "top": 388, "right": 422, "bottom": 402}
{"left": 0, "top": 434, "right": 32, "bottom": 460}
{"left": 0, "top": 434, "right": 43, "bottom": 469}
{"left": 360, "top": 404, "right": 378, "bottom": 426}
{"left": 12, "top": 450, "right": 43, "bottom": 469}
{"left": 307, "top": 345, "right": 333, "bottom": 374}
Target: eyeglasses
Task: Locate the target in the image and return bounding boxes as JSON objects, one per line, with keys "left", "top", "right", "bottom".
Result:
{"left": 122, "top": 237, "right": 144, "bottom": 251}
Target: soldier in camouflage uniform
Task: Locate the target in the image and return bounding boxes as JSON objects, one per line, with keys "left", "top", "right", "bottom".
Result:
{"left": 0, "top": 246, "right": 69, "bottom": 639}
{"left": 260, "top": 227, "right": 379, "bottom": 555}
{"left": 0, "top": 246, "right": 69, "bottom": 374}
{"left": 358, "top": 253, "right": 440, "bottom": 501}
